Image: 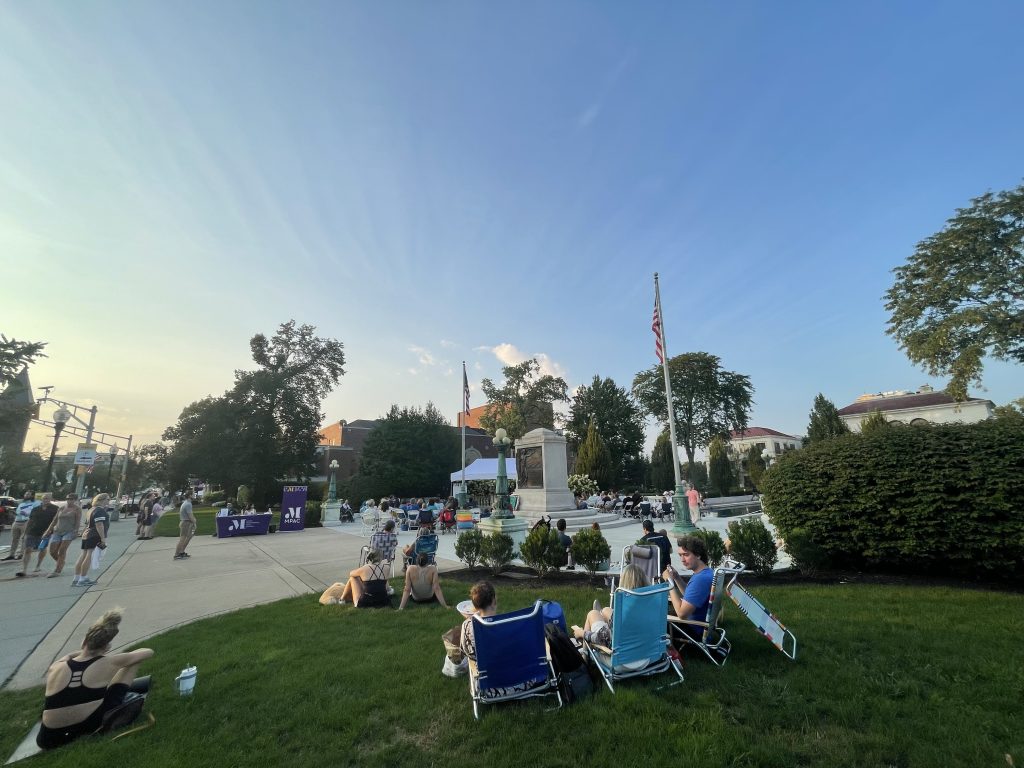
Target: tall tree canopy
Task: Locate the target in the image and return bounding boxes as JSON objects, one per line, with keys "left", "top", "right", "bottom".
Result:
{"left": 632, "top": 352, "right": 753, "bottom": 474}
{"left": 0, "top": 334, "right": 46, "bottom": 386}
{"left": 573, "top": 418, "right": 613, "bottom": 490}
{"left": 885, "top": 183, "right": 1024, "bottom": 400}
{"left": 707, "top": 435, "right": 733, "bottom": 497}
{"left": 351, "top": 403, "right": 459, "bottom": 501}
{"left": 479, "top": 359, "right": 568, "bottom": 441}
{"left": 647, "top": 430, "right": 678, "bottom": 493}
{"left": 805, "top": 393, "right": 851, "bottom": 444}
{"left": 163, "top": 321, "right": 345, "bottom": 502}
{"left": 565, "top": 376, "right": 645, "bottom": 487}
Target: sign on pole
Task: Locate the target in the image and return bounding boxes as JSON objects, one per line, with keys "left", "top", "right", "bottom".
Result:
{"left": 279, "top": 486, "right": 307, "bottom": 532}
{"left": 73, "top": 443, "right": 98, "bottom": 467}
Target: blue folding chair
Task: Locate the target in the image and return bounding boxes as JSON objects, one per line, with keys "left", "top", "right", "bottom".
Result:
{"left": 404, "top": 532, "right": 438, "bottom": 570}
{"left": 581, "top": 582, "right": 684, "bottom": 693}
{"left": 468, "top": 600, "right": 563, "bottom": 719}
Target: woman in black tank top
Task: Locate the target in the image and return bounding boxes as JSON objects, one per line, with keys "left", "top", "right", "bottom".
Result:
{"left": 37, "top": 608, "right": 154, "bottom": 750}
{"left": 336, "top": 549, "right": 393, "bottom": 607}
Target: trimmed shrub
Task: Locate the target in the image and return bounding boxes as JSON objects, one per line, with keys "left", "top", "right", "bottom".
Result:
{"left": 454, "top": 528, "right": 484, "bottom": 569}
{"left": 783, "top": 527, "right": 829, "bottom": 576}
{"left": 304, "top": 500, "right": 322, "bottom": 528}
{"left": 691, "top": 528, "right": 727, "bottom": 568}
{"left": 571, "top": 528, "right": 612, "bottom": 574}
{"left": 203, "top": 491, "right": 226, "bottom": 506}
{"left": 480, "top": 531, "right": 514, "bottom": 576}
{"left": 567, "top": 474, "right": 599, "bottom": 498}
{"left": 726, "top": 517, "right": 778, "bottom": 577}
{"left": 518, "top": 526, "right": 563, "bottom": 576}
{"left": 761, "top": 419, "right": 1024, "bottom": 578}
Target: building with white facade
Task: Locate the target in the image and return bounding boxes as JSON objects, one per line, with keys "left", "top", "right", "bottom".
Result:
{"left": 727, "top": 427, "right": 802, "bottom": 487}
{"left": 836, "top": 385, "right": 994, "bottom": 431}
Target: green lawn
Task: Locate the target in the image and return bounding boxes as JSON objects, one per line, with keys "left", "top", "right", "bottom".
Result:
{"left": 3, "top": 581, "right": 1022, "bottom": 768}
{"left": 151, "top": 507, "right": 282, "bottom": 538}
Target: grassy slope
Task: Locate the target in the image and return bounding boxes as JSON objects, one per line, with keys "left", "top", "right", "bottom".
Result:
{"left": 2, "top": 581, "right": 1021, "bottom": 768}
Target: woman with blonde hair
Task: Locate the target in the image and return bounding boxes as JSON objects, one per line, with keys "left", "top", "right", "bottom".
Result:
{"left": 44, "top": 493, "right": 82, "bottom": 578}
{"left": 572, "top": 563, "right": 648, "bottom": 647}
{"left": 333, "top": 549, "right": 392, "bottom": 607}
{"left": 37, "top": 608, "right": 153, "bottom": 749}
{"left": 72, "top": 493, "right": 111, "bottom": 587}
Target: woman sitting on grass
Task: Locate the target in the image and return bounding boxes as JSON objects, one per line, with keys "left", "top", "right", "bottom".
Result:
{"left": 398, "top": 553, "right": 449, "bottom": 610}
{"left": 336, "top": 549, "right": 391, "bottom": 608}
{"left": 37, "top": 608, "right": 153, "bottom": 750}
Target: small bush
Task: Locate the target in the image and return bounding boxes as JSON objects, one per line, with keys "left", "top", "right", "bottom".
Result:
{"left": 567, "top": 474, "right": 599, "bottom": 498}
{"left": 784, "top": 527, "right": 830, "bottom": 576}
{"left": 454, "top": 528, "right": 483, "bottom": 569}
{"left": 571, "top": 528, "right": 612, "bottom": 574}
{"left": 479, "top": 531, "right": 515, "bottom": 576}
{"left": 691, "top": 528, "right": 727, "bottom": 568}
{"left": 236, "top": 485, "right": 252, "bottom": 507}
{"left": 727, "top": 517, "right": 778, "bottom": 577}
{"left": 304, "top": 500, "right": 322, "bottom": 528}
{"left": 518, "top": 527, "right": 563, "bottom": 576}
{"left": 204, "top": 491, "right": 226, "bottom": 506}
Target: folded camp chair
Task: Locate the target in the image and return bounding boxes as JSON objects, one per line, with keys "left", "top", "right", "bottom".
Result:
{"left": 404, "top": 532, "right": 439, "bottom": 570}
{"left": 667, "top": 557, "right": 744, "bottom": 666}
{"left": 468, "top": 600, "right": 563, "bottom": 719}
{"left": 359, "top": 510, "right": 379, "bottom": 536}
{"left": 580, "top": 582, "right": 684, "bottom": 693}
{"left": 360, "top": 531, "right": 398, "bottom": 577}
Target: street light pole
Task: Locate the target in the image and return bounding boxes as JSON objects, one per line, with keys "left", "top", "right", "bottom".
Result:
{"left": 105, "top": 445, "right": 118, "bottom": 492}
{"left": 73, "top": 405, "right": 98, "bottom": 499}
{"left": 115, "top": 434, "right": 132, "bottom": 503}
{"left": 42, "top": 408, "right": 72, "bottom": 492}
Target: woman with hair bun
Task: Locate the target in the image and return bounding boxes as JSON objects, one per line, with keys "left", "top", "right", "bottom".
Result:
{"left": 37, "top": 608, "right": 154, "bottom": 749}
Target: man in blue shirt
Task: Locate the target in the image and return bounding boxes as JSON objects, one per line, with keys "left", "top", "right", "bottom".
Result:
{"left": 662, "top": 535, "right": 713, "bottom": 638}
{"left": 3, "top": 491, "right": 39, "bottom": 561}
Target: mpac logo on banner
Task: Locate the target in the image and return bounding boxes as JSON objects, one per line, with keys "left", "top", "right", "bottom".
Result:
{"left": 279, "top": 486, "right": 307, "bottom": 532}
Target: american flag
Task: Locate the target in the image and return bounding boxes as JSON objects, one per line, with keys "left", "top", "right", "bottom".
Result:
{"left": 463, "top": 362, "right": 471, "bottom": 415}
{"left": 652, "top": 301, "right": 664, "bottom": 364}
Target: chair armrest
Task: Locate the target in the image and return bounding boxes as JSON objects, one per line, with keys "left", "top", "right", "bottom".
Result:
{"left": 667, "top": 615, "right": 709, "bottom": 630}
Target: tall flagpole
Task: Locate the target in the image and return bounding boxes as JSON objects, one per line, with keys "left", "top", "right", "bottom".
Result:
{"left": 458, "top": 361, "right": 469, "bottom": 509}
{"left": 655, "top": 272, "right": 697, "bottom": 534}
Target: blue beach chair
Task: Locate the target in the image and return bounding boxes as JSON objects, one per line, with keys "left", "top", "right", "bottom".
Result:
{"left": 667, "top": 558, "right": 745, "bottom": 666}
{"left": 581, "top": 582, "right": 684, "bottom": 693}
{"left": 468, "top": 601, "right": 563, "bottom": 719}
{"left": 404, "top": 532, "right": 438, "bottom": 570}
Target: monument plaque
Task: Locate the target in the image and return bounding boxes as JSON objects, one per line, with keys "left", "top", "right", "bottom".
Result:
{"left": 516, "top": 447, "right": 544, "bottom": 489}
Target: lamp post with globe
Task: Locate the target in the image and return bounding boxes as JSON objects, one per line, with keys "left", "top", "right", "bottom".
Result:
{"left": 42, "top": 407, "right": 72, "bottom": 492}
{"left": 492, "top": 428, "right": 513, "bottom": 519}
{"left": 105, "top": 445, "right": 118, "bottom": 492}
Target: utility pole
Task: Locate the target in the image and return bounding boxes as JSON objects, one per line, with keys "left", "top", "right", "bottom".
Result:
{"left": 74, "top": 405, "right": 98, "bottom": 499}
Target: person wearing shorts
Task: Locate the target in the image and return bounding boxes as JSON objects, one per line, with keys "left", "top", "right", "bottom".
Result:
{"left": 73, "top": 495, "right": 110, "bottom": 587}
{"left": 44, "top": 494, "right": 82, "bottom": 578}
{"left": 174, "top": 491, "right": 196, "bottom": 560}
{"left": 17, "top": 493, "right": 58, "bottom": 577}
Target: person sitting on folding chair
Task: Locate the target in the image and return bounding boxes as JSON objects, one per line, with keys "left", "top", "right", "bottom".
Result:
{"left": 571, "top": 564, "right": 647, "bottom": 652}
{"left": 398, "top": 553, "right": 449, "bottom": 609}
{"left": 416, "top": 504, "right": 435, "bottom": 533}
{"left": 662, "top": 535, "right": 713, "bottom": 640}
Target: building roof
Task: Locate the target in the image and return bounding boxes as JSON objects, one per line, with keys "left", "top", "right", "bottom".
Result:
{"left": 729, "top": 427, "right": 800, "bottom": 440}
{"left": 343, "top": 419, "right": 380, "bottom": 430}
{"left": 837, "top": 391, "right": 990, "bottom": 417}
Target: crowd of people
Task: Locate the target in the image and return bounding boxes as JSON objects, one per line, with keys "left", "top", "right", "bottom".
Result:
{"left": 572, "top": 485, "right": 705, "bottom": 521}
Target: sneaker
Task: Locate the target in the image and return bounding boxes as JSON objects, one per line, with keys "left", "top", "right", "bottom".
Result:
{"left": 15, "top": 572, "right": 25, "bottom": 577}
{"left": 79, "top": 579, "right": 97, "bottom": 586}
{"left": 181, "top": 553, "right": 191, "bottom": 558}
{"left": 173, "top": 554, "right": 184, "bottom": 560}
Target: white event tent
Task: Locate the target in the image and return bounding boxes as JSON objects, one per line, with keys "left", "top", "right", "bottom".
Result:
{"left": 449, "top": 458, "right": 517, "bottom": 483}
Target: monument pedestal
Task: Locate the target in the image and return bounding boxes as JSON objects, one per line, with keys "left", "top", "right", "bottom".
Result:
{"left": 321, "top": 501, "right": 343, "bottom": 527}
{"left": 477, "top": 516, "right": 528, "bottom": 548}
{"left": 514, "top": 428, "right": 577, "bottom": 520}
{"left": 670, "top": 485, "right": 698, "bottom": 535}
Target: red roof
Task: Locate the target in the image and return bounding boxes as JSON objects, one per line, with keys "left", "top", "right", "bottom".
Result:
{"left": 729, "top": 427, "right": 800, "bottom": 440}
{"left": 837, "top": 392, "right": 989, "bottom": 417}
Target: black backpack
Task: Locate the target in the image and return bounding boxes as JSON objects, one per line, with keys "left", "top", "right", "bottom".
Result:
{"left": 544, "top": 623, "right": 593, "bottom": 704}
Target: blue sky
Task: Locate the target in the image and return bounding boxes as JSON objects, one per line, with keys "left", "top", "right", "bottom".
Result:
{"left": 4, "top": 1, "right": 1022, "bottom": 456}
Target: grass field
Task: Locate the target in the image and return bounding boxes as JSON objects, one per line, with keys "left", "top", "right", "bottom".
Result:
{"left": 151, "top": 507, "right": 282, "bottom": 538}
{"left": 2, "top": 580, "right": 1021, "bottom": 768}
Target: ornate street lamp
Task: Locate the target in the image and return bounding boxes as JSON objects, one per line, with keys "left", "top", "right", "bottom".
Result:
{"left": 42, "top": 407, "right": 72, "bottom": 492}
{"left": 761, "top": 448, "right": 772, "bottom": 469}
{"left": 327, "top": 459, "right": 339, "bottom": 503}
{"left": 105, "top": 445, "right": 119, "bottom": 492}
{"left": 492, "top": 428, "right": 513, "bottom": 519}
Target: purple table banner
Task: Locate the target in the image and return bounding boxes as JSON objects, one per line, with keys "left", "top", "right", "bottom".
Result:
{"left": 216, "top": 513, "right": 272, "bottom": 538}
{"left": 280, "top": 486, "right": 307, "bottom": 532}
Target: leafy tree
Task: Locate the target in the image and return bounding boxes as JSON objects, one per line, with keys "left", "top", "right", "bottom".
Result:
{"left": 745, "top": 445, "right": 766, "bottom": 490}
{"left": 565, "top": 376, "right": 645, "bottom": 487}
{"left": 632, "top": 352, "right": 753, "bottom": 476}
{"left": 708, "top": 436, "right": 733, "bottom": 497}
{"left": 164, "top": 321, "right": 345, "bottom": 503}
{"left": 682, "top": 460, "right": 709, "bottom": 494}
{"left": 806, "top": 393, "right": 851, "bottom": 444}
{"left": 992, "top": 397, "right": 1024, "bottom": 420}
{"left": 647, "top": 430, "right": 678, "bottom": 492}
{"left": 480, "top": 359, "right": 568, "bottom": 441}
{"left": 351, "top": 403, "right": 458, "bottom": 501}
{"left": 859, "top": 409, "right": 890, "bottom": 435}
{"left": 0, "top": 334, "right": 46, "bottom": 386}
{"left": 573, "top": 418, "right": 613, "bottom": 490}
{"left": 884, "top": 184, "right": 1024, "bottom": 400}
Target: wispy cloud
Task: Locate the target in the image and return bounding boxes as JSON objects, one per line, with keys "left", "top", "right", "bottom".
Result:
{"left": 409, "top": 344, "right": 437, "bottom": 366}
{"left": 576, "top": 50, "right": 633, "bottom": 130}
{"left": 489, "top": 343, "right": 568, "bottom": 380}
{"left": 439, "top": 339, "right": 456, "bottom": 349}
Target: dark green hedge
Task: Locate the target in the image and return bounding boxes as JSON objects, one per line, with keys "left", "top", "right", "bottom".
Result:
{"left": 761, "top": 419, "right": 1024, "bottom": 578}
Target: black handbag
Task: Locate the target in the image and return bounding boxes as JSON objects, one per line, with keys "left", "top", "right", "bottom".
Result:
{"left": 98, "top": 692, "right": 147, "bottom": 733}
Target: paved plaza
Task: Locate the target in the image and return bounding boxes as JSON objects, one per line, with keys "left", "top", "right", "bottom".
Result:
{"left": 0, "top": 510, "right": 775, "bottom": 692}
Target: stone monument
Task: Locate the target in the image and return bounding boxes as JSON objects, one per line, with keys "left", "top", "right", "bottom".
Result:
{"left": 512, "top": 428, "right": 577, "bottom": 522}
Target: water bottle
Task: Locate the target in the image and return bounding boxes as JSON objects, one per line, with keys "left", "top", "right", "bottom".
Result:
{"left": 174, "top": 664, "right": 197, "bottom": 696}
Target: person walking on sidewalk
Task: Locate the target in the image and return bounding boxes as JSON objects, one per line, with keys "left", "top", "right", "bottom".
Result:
{"left": 44, "top": 494, "right": 82, "bottom": 578}
{"left": 72, "top": 494, "right": 111, "bottom": 587}
{"left": 17, "top": 493, "right": 58, "bottom": 577}
{"left": 174, "top": 490, "right": 196, "bottom": 560}
{"left": 3, "top": 490, "right": 39, "bottom": 562}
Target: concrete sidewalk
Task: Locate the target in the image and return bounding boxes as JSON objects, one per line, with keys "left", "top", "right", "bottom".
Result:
{"left": 1, "top": 510, "right": 780, "bottom": 693}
